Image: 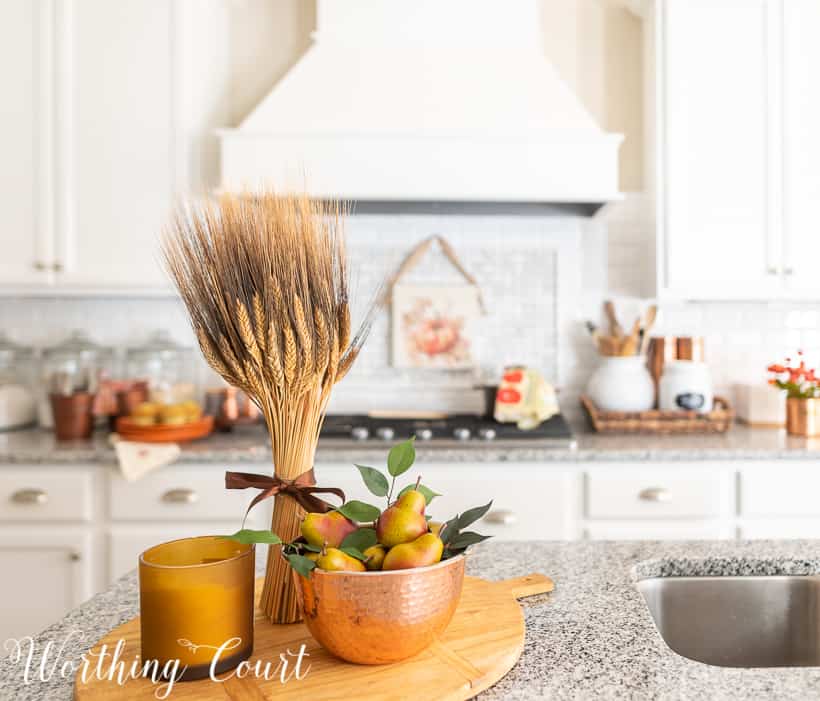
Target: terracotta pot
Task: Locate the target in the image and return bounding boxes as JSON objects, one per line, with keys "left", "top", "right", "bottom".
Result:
{"left": 50, "top": 392, "right": 94, "bottom": 440}
{"left": 786, "top": 397, "right": 820, "bottom": 437}
{"left": 293, "top": 555, "right": 465, "bottom": 665}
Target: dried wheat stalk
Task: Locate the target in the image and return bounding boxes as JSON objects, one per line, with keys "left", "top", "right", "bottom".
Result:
{"left": 163, "top": 192, "right": 378, "bottom": 623}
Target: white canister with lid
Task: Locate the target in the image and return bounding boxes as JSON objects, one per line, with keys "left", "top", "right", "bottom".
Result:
{"left": 659, "top": 360, "right": 713, "bottom": 413}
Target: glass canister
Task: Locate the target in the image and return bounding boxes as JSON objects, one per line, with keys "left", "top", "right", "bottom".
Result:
{"left": 124, "top": 331, "right": 196, "bottom": 404}
{"left": 0, "top": 333, "right": 37, "bottom": 431}
{"left": 39, "top": 331, "right": 115, "bottom": 429}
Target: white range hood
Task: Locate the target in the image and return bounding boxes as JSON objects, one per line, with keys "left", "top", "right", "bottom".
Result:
{"left": 218, "top": 0, "right": 623, "bottom": 205}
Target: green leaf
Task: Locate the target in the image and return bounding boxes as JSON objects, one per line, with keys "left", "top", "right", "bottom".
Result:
{"left": 449, "top": 531, "right": 492, "bottom": 550}
{"left": 397, "top": 483, "right": 441, "bottom": 506}
{"left": 341, "top": 528, "right": 378, "bottom": 552}
{"left": 457, "top": 501, "right": 493, "bottom": 531}
{"left": 355, "top": 465, "right": 390, "bottom": 497}
{"left": 221, "top": 529, "right": 282, "bottom": 545}
{"left": 287, "top": 553, "right": 316, "bottom": 579}
{"left": 336, "top": 500, "right": 382, "bottom": 523}
{"left": 340, "top": 546, "right": 367, "bottom": 562}
{"left": 301, "top": 543, "right": 321, "bottom": 553}
{"left": 387, "top": 437, "right": 416, "bottom": 477}
{"left": 438, "top": 516, "right": 460, "bottom": 546}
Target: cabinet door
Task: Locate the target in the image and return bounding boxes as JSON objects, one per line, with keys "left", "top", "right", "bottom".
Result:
{"left": 0, "top": 0, "right": 53, "bottom": 287}
{"left": 782, "top": 0, "right": 820, "bottom": 296}
{"left": 53, "top": 0, "right": 175, "bottom": 290}
{"left": 0, "top": 530, "right": 92, "bottom": 643}
{"left": 659, "top": 0, "right": 780, "bottom": 299}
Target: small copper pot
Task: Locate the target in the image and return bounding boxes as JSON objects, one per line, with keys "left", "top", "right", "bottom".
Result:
{"left": 786, "top": 397, "right": 820, "bottom": 437}
{"left": 50, "top": 392, "right": 94, "bottom": 441}
{"left": 293, "top": 555, "right": 465, "bottom": 665}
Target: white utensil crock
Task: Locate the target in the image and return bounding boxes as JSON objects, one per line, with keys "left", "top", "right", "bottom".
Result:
{"left": 586, "top": 356, "right": 655, "bottom": 412}
{"left": 659, "top": 360, "right": 713, "bottom": 413}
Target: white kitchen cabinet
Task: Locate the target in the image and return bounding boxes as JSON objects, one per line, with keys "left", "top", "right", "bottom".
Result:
{"left": 585, "top": 521, "right": 733, "bottom": 541}
{"left": 781, "top": 0, "right": 820, "bottom": 295}
{"left": 657, "top": 0, "right": 779, "bottom": 300}
{"left": 654, "top": 0, "right": 820, "bottom": 299}
{"left": 739, "top": 465, "right": 820, "bottom": 517}
{"left": 0, "top": 0, "right": 52, "bottom": 287}
{"left": 0, "top": 529, "right": 93, "bottom": 643}
{"left": 739, "top": 520, "right": 820, "bottom": 540}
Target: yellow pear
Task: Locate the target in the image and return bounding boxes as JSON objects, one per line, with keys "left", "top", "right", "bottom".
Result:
{"left": 301, "top": 511, "right": 357, "bottom": 548}
{"left": 362, "top": 544, "right": 386, "bottom": 571}
{"left": 315, "top": 547, "right": 366, "bottom": 572}
{"left": 376, "top": 488, "right": 428, "bottom": 548}
{"left": 382, "top": 533, "right": 444, "bottom": 571}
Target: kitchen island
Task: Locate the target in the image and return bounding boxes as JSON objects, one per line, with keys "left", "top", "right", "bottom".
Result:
{"left": 3, "top": 540, "right": 820, "bottom": 700}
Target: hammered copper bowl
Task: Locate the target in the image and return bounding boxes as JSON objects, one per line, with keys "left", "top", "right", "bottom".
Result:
{"left": 293, "top": 555, "right": 465, "bottom": 664}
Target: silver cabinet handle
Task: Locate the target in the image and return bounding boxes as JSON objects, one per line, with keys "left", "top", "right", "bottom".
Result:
{"left": 52, "top": 262, "right": 63, "bottom": 273}
{"left": 161, "top": 488, "right": 199, "bottom": 504}
{"left": 33, "top": 261, "right": 48, "bottom": 271}
{"left": 10, "top": 488, "right": 49, "bottom": 506}
{"left": 638, "top": 487, "right": 671, "bottom": 503}
{"left": 69, "top": 552, "right": 81, "bottom": 562}
{"left": 784, "top": 266, "right": 794, "bottom": 276}
{"left": 483, "top": 509, "right": 517, "bottom": 525}
{"left": 767, "top": 266, "right": 780, "bottom": 275}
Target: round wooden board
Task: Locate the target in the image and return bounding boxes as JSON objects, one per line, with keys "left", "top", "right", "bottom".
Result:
{"left": 74, "top": 573, "right": 553, "bottom": 701}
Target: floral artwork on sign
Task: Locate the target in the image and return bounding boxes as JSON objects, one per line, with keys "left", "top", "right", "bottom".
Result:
{"left": 391, "top": 284, "right": 481, "bottom": 369}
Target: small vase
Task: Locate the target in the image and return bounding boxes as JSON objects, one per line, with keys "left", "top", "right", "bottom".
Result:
{"left": 586, "top": 356, "right": 655, "bottom": 412}
{"left": 786, "top": 397, "right": 820, "bottom": 437}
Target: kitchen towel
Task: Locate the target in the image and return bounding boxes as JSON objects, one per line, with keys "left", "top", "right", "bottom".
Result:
{"left": 110, "top": 434, "right": 181, "bottom": 482}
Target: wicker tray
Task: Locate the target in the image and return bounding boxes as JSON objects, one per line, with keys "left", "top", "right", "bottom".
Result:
{"left": 581, "top": 395, "right": 734, "bottom": 434}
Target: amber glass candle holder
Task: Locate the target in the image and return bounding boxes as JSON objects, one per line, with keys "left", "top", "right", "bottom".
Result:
{"left": 139, "top": 536, "right": 254, "bottom": 681}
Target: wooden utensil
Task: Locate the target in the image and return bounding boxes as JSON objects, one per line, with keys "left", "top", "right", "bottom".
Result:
{"left": 638, "top": 305, "right": 658, "bottom": 355}
{"left": 603, "top": 300, "right": 624, "bottom": 340}
{"left": 619, "top": 319, "right": 642, "bottom": 356}
{"left": 74, "top": 573, "right": 555, "bottom": 701}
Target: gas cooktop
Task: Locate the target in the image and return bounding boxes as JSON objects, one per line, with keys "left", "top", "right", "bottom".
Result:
{"left": 319, "top": 413, "right": 576, "bottom": 449}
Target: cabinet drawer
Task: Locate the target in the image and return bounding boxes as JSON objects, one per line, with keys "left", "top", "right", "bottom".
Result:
{"left": 586, "top": 469, "right": 730, "bottom": 520}
{"left": 0, "top": 469, "right": 93, "bottom": 522}
{"left": 318, "top": 463, "right": 579, "bottom": 541}
{"left": 585, "top": 520, "right": 733, "bottom": 541}
{"left": 108, "top": 467, "right": 269, "bottom": 526}
{"left": 740, "top": 467, "right": 820, "bottom": 517}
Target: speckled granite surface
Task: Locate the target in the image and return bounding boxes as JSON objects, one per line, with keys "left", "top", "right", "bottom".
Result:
{"left": 5, "top": 540, "right": 820, "bottom": 700}
{"left": 1, "top": 423, "right": 820, "bottom": 466}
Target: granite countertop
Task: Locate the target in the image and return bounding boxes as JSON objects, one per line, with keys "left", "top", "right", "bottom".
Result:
{"left": 5, "top": 540, "right": 820, "bottom": 700}
{"left": 1, "top": 423, "right": 820, "bottom": 466}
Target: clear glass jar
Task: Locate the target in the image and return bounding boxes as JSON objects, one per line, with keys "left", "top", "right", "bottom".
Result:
{"left": 0, "top": 333, "right": 37, "bottom": 431}
{"left": 39, "top": 331, "right": 115, "bottom": 427}
{"left": 125, "top": 331, "right": 196, "bottom": 404}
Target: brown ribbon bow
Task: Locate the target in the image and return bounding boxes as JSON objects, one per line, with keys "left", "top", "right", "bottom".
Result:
{"left": 225, "top": 468, "right": 346, "bottom": 524}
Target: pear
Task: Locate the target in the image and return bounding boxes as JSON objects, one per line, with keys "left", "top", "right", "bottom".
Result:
{"left": 428, "top": 521, "right": 443, "bottom": 537}
{"left": 315, "top": 547, "right": 366, "bottom": 572}
{"left": 301, "top": 511, "right": 357, "bottom": 548}
{"left": 376, "top": 487, "right": 428, "bottom": 548}
{"left": 382, "top": 533, "right": 444, "bottom": 571}
{"left": 362, "top": 544, "right": 386, "bottom": 571}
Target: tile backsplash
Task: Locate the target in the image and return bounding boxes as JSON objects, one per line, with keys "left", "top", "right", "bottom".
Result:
{"left": 3, "top": 198, "right": 817, "bottom": 422}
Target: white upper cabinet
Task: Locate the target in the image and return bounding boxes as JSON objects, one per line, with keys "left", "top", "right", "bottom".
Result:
{"left": 57, "top": 0, "right": 175, "bottom": 290}
{"left": 0, "top": 1, "right": 53, "bottom": 287}
{"left": 655, "top": 0, "right": 820, "bottom": 300}
{"left": 0, "top": 0, "right": 229, "bottom": 294}
{"left": 781, "top": 0, "right": 820, "bottom": 295}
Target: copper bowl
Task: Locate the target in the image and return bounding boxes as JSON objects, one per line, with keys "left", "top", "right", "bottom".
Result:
{"left": 293, "top": 555, "right": 465, "bottom": 664}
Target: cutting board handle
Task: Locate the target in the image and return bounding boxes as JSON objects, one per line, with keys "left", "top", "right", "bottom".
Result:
{"left": 496, "top": 573, "right": 554, "bottom": 599}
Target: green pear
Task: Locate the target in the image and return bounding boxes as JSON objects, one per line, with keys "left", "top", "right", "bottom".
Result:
{"left": 315, "top": 547, "right": 366, "bottom": 572}
{"left": 362, "top": 544, "right": 386, "bottom": 571}
{"left": 301, "top": 511, "right": 357, "bottom": 548}
{"left": 382, "top": 533, "right": 444, "bottom": 571}
{"left": 376, "top": 488, "right": 428, "bottom": 548}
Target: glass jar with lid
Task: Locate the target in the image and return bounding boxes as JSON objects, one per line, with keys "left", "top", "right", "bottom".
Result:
{"left": 0, "top": 333, "right": 37, "bottom": 431}
{"left": 39, "top": 331, "right": 115, "bottom": 427}
{"left": 125, "top": 331, "right": 196, "bottom": 404}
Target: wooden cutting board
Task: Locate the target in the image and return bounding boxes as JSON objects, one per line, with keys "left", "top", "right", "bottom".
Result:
{"left": 74, "top": 573, "right": 553, "bottom": 701}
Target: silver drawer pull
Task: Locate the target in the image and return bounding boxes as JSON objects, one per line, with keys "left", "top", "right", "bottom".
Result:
{"left": 161, "top": 488, "right": 199, "bottom": 505}
{"left": 10, "top": 488, "right": 49, "bottom": 506}
{"left": 639, "top": 487, "right": 671, "bottom": 503}
{"left": 483, "top": 509, "right": 517, "bottom": 526}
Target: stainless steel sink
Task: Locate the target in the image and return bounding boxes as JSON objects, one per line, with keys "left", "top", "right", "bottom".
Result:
{"left": 637, "top": 576, "right": 820, "bottom": 667}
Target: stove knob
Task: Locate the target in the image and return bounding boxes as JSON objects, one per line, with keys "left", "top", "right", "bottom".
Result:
{"left": 478, "top": 427, "right": 497, "bottom": 441}
{"left": 376, "top": 426, "right": 395, "bottom": 441}
{"left": 416, "top": 428, "right": 433, "bottom": 441}
{"left": 453, "top": 427, "right": 471, "bottom": 441}
{"left": 351, "top": 426, "right": 370, "bottom": 441}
